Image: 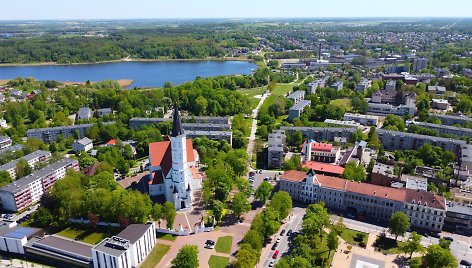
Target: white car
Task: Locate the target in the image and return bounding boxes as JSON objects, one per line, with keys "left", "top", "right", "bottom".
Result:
{"left": 269, "top": 260, "right": 275, "bottom": 267}
{"left": 276, "top": 237, "right": 281, "bottom": 243}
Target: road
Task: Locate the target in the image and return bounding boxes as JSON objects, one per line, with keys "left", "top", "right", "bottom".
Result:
{"left": 247, "top": 91, "right": 270, "bottom": 165}
{"left": 258, "top": 207, "right": 306, "bottom": 268}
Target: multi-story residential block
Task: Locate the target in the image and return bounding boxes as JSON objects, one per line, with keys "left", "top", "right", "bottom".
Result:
{"left": 330, "top": 81, "right": 344, "bottom": 91}
{"left": 301, "top": 141, "right": 341, "bottom": 163}
{"left": 174, "top": 123, "right": 231, "bottom": 132}
{"left": 281, "top": 127, "right": 357, "bottom": 142}
{"left": 385, "top": 80, "right": 397, "bottom": 91}
{"left": 0, "top": 158, "right": 79, "bottom": 212}
{"left": 93, "top": 223, "right": 156, "bottom": 268}
{"left": 461, "top": 144, "right": 472, "bottom": 171}
{"left": 307, "top": 81, "right": 319, "bottom": 94}
{"left": 95, "top": 108, "right": 112, "bottom": 118}
{"left": 413, "top": 57, "right": 428, "bottom": 73}
{"left": 288, "top": 100, "right": 311, "bottom": 121}
{"left": 26, "top": 122, "right": 116, "bottom": 143}
{"left": 77, "top": 107, "right": 92, "bottom": 120}
{"left": 357, "top": 79, "right": 371, "bottom": 92}
{"left": 413, "top": 122, "right": 472, "bottom": 138}
{"left": 185, "top": 130, "right": 233, "bottom": 145}
{"left": 0, "top": 144, "right": 24, "bottom": 157}
{"left": 0, "top": 136, "right": 12, "bottom": 150}
{"left": 368, "top": 102, "right": 417, "bottom": 116}
{"left": 431, "top": 113, "right": 472, "bottom": 126}
{"left": 344, "top": 113, "right": 379, "bottom": 126}
{"left": 428, "top": 86, "right": 446, "bottom": 95}
{"left": 282, "top": 62, "right": 308, "bottom": 69}
{"left": 287, "top": 90, "right": 306, "bottom": 105}
{"left": 463, "top": 68, "right": 472, "bottom": 79}
{"left": 72, "top": 137, "right": 93, "bottom": 153}
{"left": 324, "top": 119, "right": 362, "bottom": 129}
{"left": 0, "top": 150, "right": 51, "bottom": 179}
{"left": 376, "top": 129, "right": 465, "bottom": 155}
{"left": 444, "top": 202, "right": 472, "bottom": 235}
{"left": 129, "top": 117, "right": 231, "bottom": 129}
{"left": 431, "top": 99, "right": 450, "bottom": 110}
{"left": 268, "top": 130, "right": 286, "bottom": 169}
{"left": 279, "top": 170, "right": 446, "bottom": 232}
{"left": 385, "top": 65, "right": 409, "bottom": 74}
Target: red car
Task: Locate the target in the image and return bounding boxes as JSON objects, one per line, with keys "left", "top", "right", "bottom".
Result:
{"left": 272, "top": 250, "right": 279, "bottom": 259}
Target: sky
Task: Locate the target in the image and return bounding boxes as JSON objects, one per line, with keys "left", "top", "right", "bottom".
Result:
{"left": 2, "top": 0, "right": 471, "bottom": 20}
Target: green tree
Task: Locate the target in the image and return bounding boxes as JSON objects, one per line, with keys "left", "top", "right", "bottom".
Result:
{"left": 261, "top": 207, "right": 281, "bottom": 238}
{"left": 0, "top": 171, "right": 13, "bottom": 187}
{"left": 171, "top": 245, "right": 199, "bottom": 268}
{"left": 423, "top": 244, "right": 457, "bottom": 268}
{"left": 327, "top": 231, "right": 339, "bottom": 259}
{"left": 270, "top": 191, "right": 292, "bottom": 220}
{"left": 163, "top": 201, "right": 177, "bottom": 229}
{"left": 32, "top": 207, "right": 54, "bottom": 227}
{"left": 388, "top": 211, "right": 410, "bottom": 241}
{"left": 342, "top": 162, "right": 367, "bottom": 182}
{"left": 151, "top": 203, "right": 163, "bottom": 223}
{"left": 242, "top": 229, "right": 264, "bottom": 252}
{"left": 438, "top": 237, "right": 452, "bottom": 249}
{"left": 233, "top": 243, "right": 259, "bottom": 268}
{"left": 402, "top": 232, "right": 424, "bottom": 258}
{"left": 283, "top": 155, "right": 301, "bottom": 171}
{"left": 232, "top": 192, "right": 251, "bottom": 219}
{"left": 212, "top": 200, "right": 225, "bottom": 224}
{"left": 236, "top": 177, "right": 253, "bottom": 197}
{"left": 15, "top": 159, "right": 32, "bottom": 179}
{"left": 303, "top": 203, "right": 329, "bottom": 238}
{"left": 254, "top": 181, "right": 273, "bottom": 204}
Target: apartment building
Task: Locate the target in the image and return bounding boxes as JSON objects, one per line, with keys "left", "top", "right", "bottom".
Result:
{"left": 0, "top": 150, "right": 51, "bottom": 178}
{"left": 129, "top": 116, "right": 230, "bottom": 129}
{"left": 287, "top": 90, "right": 306, "bottom": 105}
{"left": 301, "top": 141, "right": 341, "bottom": 163}
{"left": 413, "top": 58, "right": 428, "bottom": 73}
{"left": 324, "top": 119, "right": 362, "bottom": 129}
{"left": 279, "top": 170, "right": 446, "bottom": 232}
{"left": 77, "top": 107, "right": 92, "bottom": 120}
{"left": 268, "top": 130, "right": 286, "bottom": 169}
{"left": 431, "top": 113, "right": 472, "bottom": 126}
{"left": 368, "top": 102, "right": 417, "bottom": 116}
{"left": 431, "top": 99, "right": 450, "bottom": 110}
{"left": 26, "top": 122, "right": 116, "bottom": 143}
{"left": 357, "top": 79, "right": 371, "bottom": 92}
{"left": 428, "top": 86, "right": 446, "bottom": 95}
{"left": 444, "top": 202, "right": 472, "bottom": 235}
{"left": 344, "top": 113, "right": 379, "bottom": 126}
{"left": 185, "top": 130, "right": 233, "bottom": 145}
{"left": 414, "top": 122, "right": 472, "bottom": 138}
{"left": 281, "top": 127, "right": 357, "bottom": 142}
{"left": 330, "top": 81, "right": 344, "bottom": 91}
{"left": 72, "top": 137, "right": 93, "bottom": 153}
{"left": 0, "top": 158, "right": 79, "bottom": 212}
{"left": 93, "top": 223, "right": 156, "bottom": 268}
{"left": 0, "top": 136, "right": 12, "bottom": 150}
{"left": 288, "top": 100, "right": 311, "bottom": 121}
{"left": 376, "top": 129, "right": 465, "bottom": 154}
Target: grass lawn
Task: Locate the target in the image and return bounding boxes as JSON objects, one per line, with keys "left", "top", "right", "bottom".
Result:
{"left": 272, "top": 83, "right": 294, "bottom": 96}
{"left": 140, "top": 244, "right": 171, "bottom": 268}
{"left": 215, "top": 236, "right": 233, "bottom": 254}
{"left": 373, "top": 236, "right": 406, "bottom": 254}
{"left": 338, "top": 228, "right": 368, "bottom": 246}
{"left": 208, "top": 255, "right": 229, "bottom": 268}
{"left": 156, "top": 232, "right": 177, "bottom": 241}
{"left": 330, "top": 98, "right": 352, "bottom": 110}
{"left": 237, "top": 87, "right": 266, "bottom": 110}
{"left": 56, "top": 226, "right": 120, "bottom": 245}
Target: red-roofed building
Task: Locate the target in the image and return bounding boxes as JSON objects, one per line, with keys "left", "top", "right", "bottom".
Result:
{"left": 279, "top": 169, "right": 446, "bottom": 232}
{"left": 301, "top": 141, "right": 341, "bottom": 163}
{"left": 148, "top": 106, "right": 201, "bottom": 210}
{"left": 106, "top": 139, "right": 117, "bottom": 146}
{"left": 301, "top": 161, "right": 344, "bottom": 177}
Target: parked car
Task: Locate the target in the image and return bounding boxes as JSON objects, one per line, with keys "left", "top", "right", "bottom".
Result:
{"left": 249, "top": 171, "right": 255, "bottom": 177}
{"left": 280, "top": 229, "right": 286, "bottom": 236}
{"left": 460, "top": 260, "right": 472, "bottom": 267}
{"left": 271, "top": 243, "right": 278, "bottom": 250}
{"left": 272, "top": 250, "right": 279, "bottom": 259}
{"left": 287, "top": 230, "right": 293, "bottom": 236}
{"left": 204, "top": 240, "right": 215, "bottom": 249}
{"left": 276, "top": 237, "right": 281, "bottom": 243}
{"left": 443, "top": 236, "right": 454, "bottom": 242}
{"left": 264, "top": 177, "right": 269, "bottom": 181}
{"left": 268, "top": 260, "right": 275, "bottom": 267}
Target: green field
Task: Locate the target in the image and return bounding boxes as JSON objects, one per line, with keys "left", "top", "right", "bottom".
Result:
{"left": 215, "top": 236, "right": 233, "bottom": 254}
{"left": 238, "top": 87, "right": 266, "bottom": 110}
{"left": 330, "top": 98, "right": 352, "bottom": 110}
{"left": 141, "top": 244, "right": 171, "bottom": 268}
{"left": 337, "top": 228, "right": 368, "bottom": 246}
{"left": 272, "top": 83, "right": 294, "bottom": 96}
{"left": 373, "top": 236, "right": 406, "bottom": 254}
{"left": 208, "top": 255, "right": 230, "bottom": 268}
{"left": 56, "top": 227, "right": 120, "bottom": 245}
{"left": 156, "top": 232, "right": 178, "bottom": 241}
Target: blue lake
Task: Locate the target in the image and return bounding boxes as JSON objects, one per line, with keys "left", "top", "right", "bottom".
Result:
{"left": 0, "top": 60, "right": 257, "bottom": 88}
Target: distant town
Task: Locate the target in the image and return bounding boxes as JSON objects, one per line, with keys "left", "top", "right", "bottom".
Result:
{"left": 0, "top": 18, "right": 471, "bottom": 268}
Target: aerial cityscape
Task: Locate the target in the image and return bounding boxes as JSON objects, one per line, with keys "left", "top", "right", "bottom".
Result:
{"left": 0, "top": 1, "right": 471, "bottom": 268}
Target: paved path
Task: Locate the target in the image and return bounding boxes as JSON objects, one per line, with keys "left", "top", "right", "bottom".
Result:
{"left": 247, "top": 91, "right": 270, "bottom": 167}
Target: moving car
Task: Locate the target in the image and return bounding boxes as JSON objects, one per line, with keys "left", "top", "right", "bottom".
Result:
{"left": 272, "top": 250, "right": 279, "bottom": 259}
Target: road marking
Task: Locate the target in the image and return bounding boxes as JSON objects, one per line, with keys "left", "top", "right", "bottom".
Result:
{"left": 184, "top": 212, "right": 191, "bottom": 229}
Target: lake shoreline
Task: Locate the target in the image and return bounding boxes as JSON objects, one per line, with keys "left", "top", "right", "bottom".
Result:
{"left": 0, "top": 57, "right": 255, "bottom": 67}
{"left": 1, "top": 79, "right": 135, "bottom": 88}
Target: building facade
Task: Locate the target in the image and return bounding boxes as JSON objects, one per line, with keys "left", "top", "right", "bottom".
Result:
{"left": 0, "top": 150, "right": 51, "bottom": 179}
{"left": 0, "top": 136, "right": 12, "bottom": 150}
{"left": 288, "top": 100, "right": 311, "bottom": 121}
{"left": 287, "top": 90, "right": 305, "bottom": 105}
{"left": 344, "top": 113, "right": 379, "bottom": 126}
{"left": 279, "top": 170, "right": 446, "bottom": 232}
{"left": 26, "top": 122, "right": 116, "bottom": 143}
{"left": 72, "top": 137, "right": 93, "bottom": 153}
{"left": 268, "top": 130, "right": 286, "bottom": 169}
{"left": 301, "top": 141, "right": 341, "bottom": 163}
{"left": 281, "top": 127, "right": 357, "bottom": 142}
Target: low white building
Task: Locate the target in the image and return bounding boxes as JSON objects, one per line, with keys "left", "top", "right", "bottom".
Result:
{"left": 0, "top": 136, "right": 12, "bottom": 149}
{"left": 77, "top": 107, "right": 92, "bottom": 120}
{"left": 72, "top": 137, "right": 93, "bottom": 153}
{"left": 92, "top": 223, "right": 156, "bottom": 268}
{"left": 344, "top": 113, "right": 380, "bottom": 126}
{"left": 0, "top": 220, "right": 42, "bottom": 254}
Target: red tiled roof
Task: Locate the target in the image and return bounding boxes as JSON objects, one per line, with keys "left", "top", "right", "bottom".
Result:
{"left": 281, "top": 170, "right": 307, "bottom": 182}
{"left": 346, "top": 180, "right": 406, "bottom": 203}
{"left": 302, "top": 161, "right": 344, "bottom": 176}
{"left": 315, "top": 175, "right": 348, "bottom": 191}
{"left": 405, "top": 189, "right": 446, "bottom": 210}
{"left": 312, "top": 142, "right": 333, "bottom": 152}
{"left": 190, "top": 166, "right": 204, "bottom": 180}
{"left": 106, "top": 139, "right": 116, "bottom": 146}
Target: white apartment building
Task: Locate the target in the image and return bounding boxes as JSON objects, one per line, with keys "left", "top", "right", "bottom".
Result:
{"left": 0, "top": 158, "right": 79, "bottom": 212}
{"left": 344, "top": 113, "right": 380, "bottom": 126}
{"left": 0, "top": 136, "right": 12, "bottom": 149}
{"left": 72, "top": 137, "right": 93, "bottom": 153}
{"left": 93, "top": 223, "right": 156, "bottom": 268}
{"left": 0, "top": 150, "right": 51, "bottom": 178}
{"left": 301, "top": 141, "right": 341, "bottom": 163}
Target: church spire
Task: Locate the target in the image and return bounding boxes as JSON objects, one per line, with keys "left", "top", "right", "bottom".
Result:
{"left": 171, "top": 103, "right": 184, "bottom": 137}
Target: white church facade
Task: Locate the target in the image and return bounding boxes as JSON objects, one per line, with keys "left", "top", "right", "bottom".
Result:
{"left": 148, "top": 106, "right": 203, "bottom": 210}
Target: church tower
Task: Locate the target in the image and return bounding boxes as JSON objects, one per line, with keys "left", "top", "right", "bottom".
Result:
{"left": 166, "top": 105, "right": 193, "bottom": 210}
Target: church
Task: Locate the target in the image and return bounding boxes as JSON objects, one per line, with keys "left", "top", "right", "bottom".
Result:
{"left": 148, "top": 106, "right": 203, "bottom": 210}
